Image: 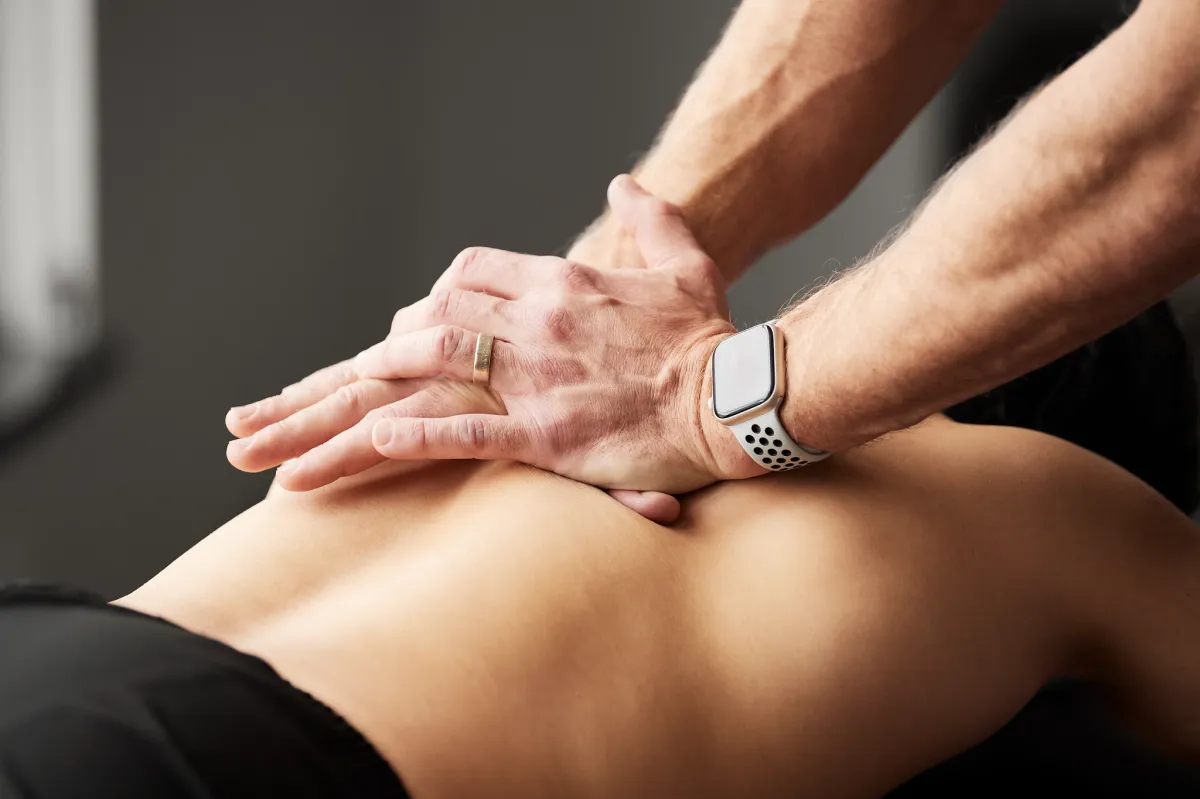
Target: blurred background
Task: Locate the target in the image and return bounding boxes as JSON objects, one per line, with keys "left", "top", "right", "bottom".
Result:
{"left": 7, "top": 1, "right": 1200, "bottom": 795}
{"left": 0, "top": 0, "right": 1180, "bottom": 595}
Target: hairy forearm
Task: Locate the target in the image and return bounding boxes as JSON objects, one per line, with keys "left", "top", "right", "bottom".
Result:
{"left": 778, "top": 1, "right": 1200, "bottom": 452}
{"left": 570, "top": 0, "right": 1002, "bottom": 283}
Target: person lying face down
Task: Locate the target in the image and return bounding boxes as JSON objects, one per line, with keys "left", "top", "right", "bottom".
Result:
{"left": 2, "top": 294, "right": 1199, "bottom": 797}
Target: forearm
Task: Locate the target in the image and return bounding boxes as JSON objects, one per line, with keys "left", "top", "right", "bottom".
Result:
{"left": 570, "top": 0, "right": 1002, "bottom": 283}
{"left": 778, "top": 1, "right": 1200, "bottom": 451}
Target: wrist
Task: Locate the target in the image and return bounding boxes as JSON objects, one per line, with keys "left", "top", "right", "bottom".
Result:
{"left": 777, "top": 316, "right": 855, "bottom": 454}
{"left": 692, "top": 324, "right": 825, "bottom": 481}
{"left": 682, "top": 327, "right": 762, "bottom": 482}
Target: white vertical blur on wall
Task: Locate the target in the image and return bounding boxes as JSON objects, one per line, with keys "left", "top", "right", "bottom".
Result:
{"left": 0, "top": 0, "right": 98, "bottom": 429}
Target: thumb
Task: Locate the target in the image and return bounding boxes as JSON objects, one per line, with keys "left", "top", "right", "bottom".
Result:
{"left": 607, "top": 175, "right": 704, "bottom": 270}
{"left": 607, "top": 489, "right": 682, "bottom": 525}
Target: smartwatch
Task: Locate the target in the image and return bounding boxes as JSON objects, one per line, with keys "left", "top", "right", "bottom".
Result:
{"left": 708, "top": 323, "right": 829, "bottom": 471}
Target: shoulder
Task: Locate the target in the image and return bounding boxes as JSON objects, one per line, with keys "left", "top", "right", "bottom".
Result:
{"left": 868, "top": 417, "right": 1194, "bottom": 562}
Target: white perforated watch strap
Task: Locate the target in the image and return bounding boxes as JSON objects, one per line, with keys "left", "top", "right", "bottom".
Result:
{"left": 729, "top": 405, "right": 829, "bottom": 472}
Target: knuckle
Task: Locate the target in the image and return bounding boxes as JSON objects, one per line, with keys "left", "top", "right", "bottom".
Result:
{"left": 258, "top": 416, "right": 292, "bottom": 448}
{"left": 430, "top": 288, "right": 457, "bottom": 322}
{"left": 433, "top": 324, "right": 467, "bottom": 363}
{"left": 558, "top": 260, "right": 599, "bottom": 293}
{"left": 533, "top": 303, "right": 574, "bottom": 339}
{"left": 323, "top": 452, "right": 351, "bottom": 482}
{"left": 459, "top": 416, "right": 488, "bottom": 449}
{"left": 254, "top": 395, "right": 282, "bottom": 420}
{"left": 373, "top": 337, "right": 401, "bottom": 371}
{"left": 334, "top": 360, "right": 359, "bottom": 384}
{"left": 689, "top": 255, "right": 721, "bottom": 286}
{"left": 410, "top": 419, "right": 430, "bottom": 452}
{"left": 332, "top": 381, "right": 367, "bottom": 414}
{"left": 450, "top": 246, "right": 487, "bottom": 281}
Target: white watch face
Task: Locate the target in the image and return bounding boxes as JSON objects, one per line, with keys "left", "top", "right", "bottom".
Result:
{"left": 712, "top": 324, "right": 775, "bottom": 419}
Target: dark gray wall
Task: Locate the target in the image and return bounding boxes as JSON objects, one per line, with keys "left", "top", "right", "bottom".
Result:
{"left": 0, "top": 1, "right": 938, "bottom": 596}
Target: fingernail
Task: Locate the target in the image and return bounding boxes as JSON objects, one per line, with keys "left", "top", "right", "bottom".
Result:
{"left": 226, "top": 439, "right": 249, "bottom": 458}
{"left": 372, "top": 420, "right": 395, "bottom": 449}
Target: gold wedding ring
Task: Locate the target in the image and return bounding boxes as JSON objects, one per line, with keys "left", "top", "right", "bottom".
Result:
{"left": 473, "top": 332, "right": 494, "bottom": 385}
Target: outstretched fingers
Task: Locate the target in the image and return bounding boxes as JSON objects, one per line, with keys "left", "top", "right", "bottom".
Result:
{"left": 227, "top": 377, "right": 422, "bottom": 473}
{"left": 273, "top": 384, "right": 511, "bottom": 490}
{"left": 272, "top": 409, "right": 390, "bottom": 491}
{"left": 226, "top": 359, "right": 358, "bottom": 438}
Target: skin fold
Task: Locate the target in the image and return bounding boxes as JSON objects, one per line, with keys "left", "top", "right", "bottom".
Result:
{"left": 120, "top": 413, "right": 1200, "bottom": 798}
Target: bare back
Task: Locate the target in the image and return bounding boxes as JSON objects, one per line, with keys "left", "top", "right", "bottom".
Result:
{"left": 119, "top": 416, "right": 1200, "bottom": 798}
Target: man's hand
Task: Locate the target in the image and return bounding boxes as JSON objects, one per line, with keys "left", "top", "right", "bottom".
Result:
{"left": 226, "top": 177, "right": 755, "bottom": 510}
{"left": 354, "top": 176, "right": 752, "bottom": 491}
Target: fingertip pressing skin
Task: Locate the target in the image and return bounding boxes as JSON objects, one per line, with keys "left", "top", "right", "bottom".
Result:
{"left": 608, "top": 489, "right": 682, "bottom": 524}
{"left": 269, "top": 413, "right": 390, "bottom": 491}
{"left": 274, "top": 460, "right": 320, "bottom": 492}
{"left": 271, "top": 460, "right": 322, "bottom": 493}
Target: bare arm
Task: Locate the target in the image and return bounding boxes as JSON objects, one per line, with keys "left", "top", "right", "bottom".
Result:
{"left": 778, "top": 1, "right": 1200, "bottom": 452}
{"left": 569, "top": 0, "right": 1004, "bottom": 283}
{"left": 224, "top": 0, "right": 1001, "bottom": 497}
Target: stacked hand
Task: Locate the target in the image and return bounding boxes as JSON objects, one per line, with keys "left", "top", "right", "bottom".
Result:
{"left": 226, "top": 176, "right": 756, "bottom": 522}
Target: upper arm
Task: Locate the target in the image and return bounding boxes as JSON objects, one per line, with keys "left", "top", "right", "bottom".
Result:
{"left": 1120, "top": 0, "right": 1200, "bottom": 95}
{"left": 1034, "top": 431, "right": 1200, "bottom": 760}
